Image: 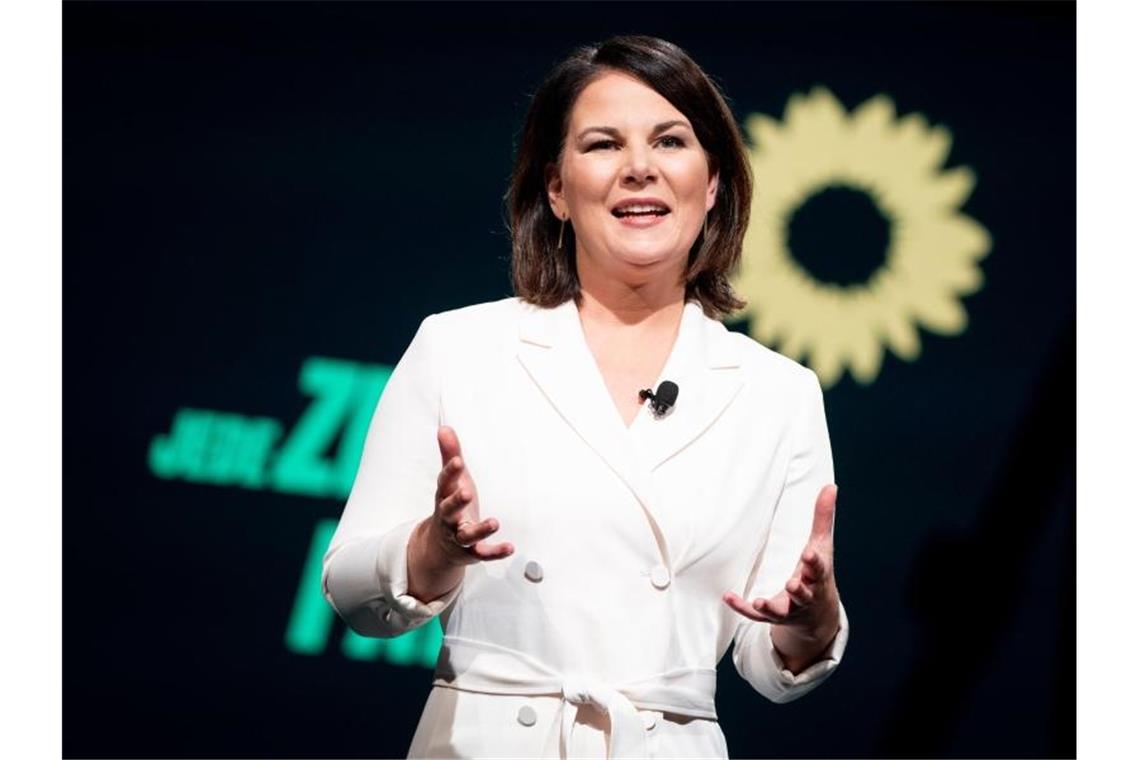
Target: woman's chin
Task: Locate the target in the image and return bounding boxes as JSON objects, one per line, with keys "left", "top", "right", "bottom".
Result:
{"left": 612, "top": 244, "right": 686, "bottom": 271}
{"left": 607, "top": 253, "right": 689, "bottom": 288}
{"left": 578, "top": 237, "right": 690, "bottom": 280}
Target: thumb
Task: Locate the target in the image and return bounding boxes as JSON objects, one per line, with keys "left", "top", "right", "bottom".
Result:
{"left": 810, "top": 484, "right": 838, "bottom": 541}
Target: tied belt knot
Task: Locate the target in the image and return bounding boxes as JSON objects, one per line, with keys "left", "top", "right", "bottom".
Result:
{"left": 558, "top": 674, "right": 647, "bottom": 758}
{"left": 434, "top": 636, "right": 719, "bottom": 759}
{"left": 561, "top": 674, "right": 605, "bottom": 707}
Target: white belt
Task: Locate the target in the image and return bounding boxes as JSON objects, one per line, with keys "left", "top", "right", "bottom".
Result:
{"left": 433, "top": 636, "right": 718, "bottom": 759}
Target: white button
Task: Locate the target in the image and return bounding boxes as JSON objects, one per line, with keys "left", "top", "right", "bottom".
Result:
{"left": 517, "top": 705, "right": 537, "bottom": 727}
{"left": 524, "top": 561, "right": 544, "bottom": 582}
{"left": 650, "top": 564, "right": 671, "bottom": 589}
{"left": 640, "top": 711, "right": 658, "bottom": 730}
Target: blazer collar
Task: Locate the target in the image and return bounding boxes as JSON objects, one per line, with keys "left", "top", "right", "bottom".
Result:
{"left": 516, "top": 297, "right": 745, "bottom": 568}
{"left": 518, "top": 297, "right": 741, "bottom": 371}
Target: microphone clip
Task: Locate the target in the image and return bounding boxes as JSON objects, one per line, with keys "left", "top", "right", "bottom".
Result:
{"left": 639, "top": 381, "right": 679, "bottom": 418}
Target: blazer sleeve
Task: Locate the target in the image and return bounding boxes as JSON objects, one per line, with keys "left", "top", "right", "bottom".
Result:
{"left": 320, "top": 314, "right": 463, "bottom": 638}
{"left": 731, "top": 369, "right": 850, "bottom": 703}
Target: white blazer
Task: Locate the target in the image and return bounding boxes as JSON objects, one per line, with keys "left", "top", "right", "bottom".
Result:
{"left": 322, "top": 296, "right": 849, "bottom": 759}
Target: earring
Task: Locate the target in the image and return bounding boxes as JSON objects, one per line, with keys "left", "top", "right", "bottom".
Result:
{"left": 557, "top": 214, "right": 566, "bottom": 249}
{"left": 703, "top": 213, "right": 709, "bottom": 239}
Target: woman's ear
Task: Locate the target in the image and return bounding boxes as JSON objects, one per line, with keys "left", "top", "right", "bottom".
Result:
{"left": 706, "top": 171, "right": 720, "bottom": 212}
{"left": 545, "top": 162, "right": 564, "bottom": 218}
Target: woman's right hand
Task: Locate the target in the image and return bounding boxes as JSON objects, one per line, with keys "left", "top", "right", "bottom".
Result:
{"left": 407, "top": 426, "right": 513, "bottom": 603}
{"left": 430, "top": 425, "right": 514, "bottom": 564}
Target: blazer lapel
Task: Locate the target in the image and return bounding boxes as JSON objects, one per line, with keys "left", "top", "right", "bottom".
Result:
{"left": 514, "top": 298, "right": 745, "bottom": 569}
{"left": 515, "top": 299, "right": 659, "bottom": 526}
{"left": 635, "top": 303, "right": 745, "bottom": 473}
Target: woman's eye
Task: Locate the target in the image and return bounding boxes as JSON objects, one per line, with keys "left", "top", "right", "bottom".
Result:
{"left": 586, "top": 136, "right": 684, "bottom": 151}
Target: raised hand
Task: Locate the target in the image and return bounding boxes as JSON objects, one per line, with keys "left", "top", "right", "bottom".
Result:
{"left": 722, "top": 484, "right": 841, "bottom": 671}
{"left": 406, "top": 426, "right": 514, "bottom": 604}
{"left": 431, "top": 425, "right": 514, "bottom": 564}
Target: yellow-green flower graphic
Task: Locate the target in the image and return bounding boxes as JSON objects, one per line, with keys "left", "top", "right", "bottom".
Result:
{"left": 733, "top": 87, "right": 991, "bottom": 387}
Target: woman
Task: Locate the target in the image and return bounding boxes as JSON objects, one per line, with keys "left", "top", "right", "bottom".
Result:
{"left": 322, "top": 35, "right": 849, "bottom": 759}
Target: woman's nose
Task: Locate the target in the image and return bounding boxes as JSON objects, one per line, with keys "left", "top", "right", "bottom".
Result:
{"left": 622, "top": 144, "right": 656, "bottom": 183}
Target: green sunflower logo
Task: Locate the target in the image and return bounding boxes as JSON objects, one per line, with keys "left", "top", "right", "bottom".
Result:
{"left": 733, "top": 87, "right": 991, "bottom": 388}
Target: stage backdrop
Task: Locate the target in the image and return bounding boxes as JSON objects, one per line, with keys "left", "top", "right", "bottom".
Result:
{"left": 64, "top": 2, "right": 1074, "bottom": 758}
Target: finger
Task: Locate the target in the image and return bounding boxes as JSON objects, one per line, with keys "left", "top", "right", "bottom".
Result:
{"left": 722, "top": 591, "right": 778, "bottom": 623}
{"left": 438, "top": 485, "right": 474, "bottom": 519}
{"left": 470, "top": 540, "right": 514, "bottom": 562}
{"left": 436, "top": 455, "right": 464, "bottom": 497}
{"left": 754, "top": 592, "right": 792, "bottom": 620}
{"left": 723, "top": 592, "right": 764, "bottom": 621}
{"left": 800, "top": 549, "right": 829, "bottom": 583}
{"left": 437, "top": 426, "right": 463, "bottom": 467}
{"left": 786, "top": 577, "right": 815, "bottom": 607}
{"left": 810, "top": 484, "right": 838, "bottom": 542}
{"left": 454, "top": 517, "right": 500, "bottom": 547}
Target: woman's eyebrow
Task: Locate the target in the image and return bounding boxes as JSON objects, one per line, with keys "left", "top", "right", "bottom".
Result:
{"left": 576, "top": 120, "right": 692, "bottom": 140}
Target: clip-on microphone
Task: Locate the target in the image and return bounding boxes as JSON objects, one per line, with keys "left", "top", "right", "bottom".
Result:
{"left": 639, "top": 380, "right": 680, "bottom": 418}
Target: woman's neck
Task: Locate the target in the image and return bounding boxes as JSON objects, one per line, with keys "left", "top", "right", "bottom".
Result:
{"left": 575, "top": 259, "right": 687, "bottom": 329}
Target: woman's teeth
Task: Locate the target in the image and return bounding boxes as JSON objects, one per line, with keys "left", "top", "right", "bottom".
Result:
{"left": 613, "top": 205, "right": 669, "bottom": 217}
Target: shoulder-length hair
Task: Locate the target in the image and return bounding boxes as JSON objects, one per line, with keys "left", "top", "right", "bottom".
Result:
{"left": 506, "top": 35, "right": 752, "bottom": 320}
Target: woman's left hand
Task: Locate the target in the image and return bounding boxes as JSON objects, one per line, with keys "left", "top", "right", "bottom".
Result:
{"left": 722, "top": 484, "right": 841, "bottom": 672}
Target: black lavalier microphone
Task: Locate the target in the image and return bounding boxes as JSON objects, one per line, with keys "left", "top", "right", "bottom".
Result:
{"left": 639, "top": 380, "right": 680, "bottom": 417}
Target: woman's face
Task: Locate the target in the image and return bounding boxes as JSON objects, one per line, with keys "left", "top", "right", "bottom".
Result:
{"left": 547, "top": 71, "right": 718, "bottom": 290}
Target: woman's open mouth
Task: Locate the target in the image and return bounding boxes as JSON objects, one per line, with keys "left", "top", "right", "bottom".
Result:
{"left": 612, "top": 201, "right": 671, "bottom": 228}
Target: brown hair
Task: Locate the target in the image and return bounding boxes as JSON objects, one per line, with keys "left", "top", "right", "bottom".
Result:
{"left": 506, "top": 35, "right": 752, "bottom": 320}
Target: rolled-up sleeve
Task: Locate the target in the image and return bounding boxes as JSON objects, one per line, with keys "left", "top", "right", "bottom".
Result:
{"left": 732, "top": 369, "right": 850, "bottom": 703}
{"left": 321, "top": 314, "right": 463, "bottom": 638}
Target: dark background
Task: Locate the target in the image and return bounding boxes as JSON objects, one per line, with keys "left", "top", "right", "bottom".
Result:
{"left": 64, "top": 1, "right": 1075, "bottom": 757}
